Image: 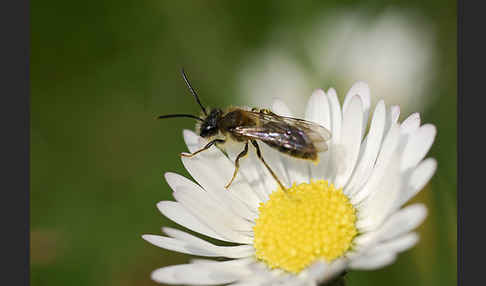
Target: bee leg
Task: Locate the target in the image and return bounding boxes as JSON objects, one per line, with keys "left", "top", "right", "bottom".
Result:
{"left": 181, "top": 139, "right": 225, "bottom": 158}
{"left": 225, "top": 142, "right": 249, "bottom": 189}
{"left": 251, "top": 108, "right": 272, "bottom": 115}
{"left": 250, "top": 140, "right": 287, "bottom": 191}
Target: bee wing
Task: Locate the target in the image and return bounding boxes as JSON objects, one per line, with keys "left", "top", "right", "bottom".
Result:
{"left": 233, "top": 111, "right": 331, "bottom": 153}
{"left": 260, "top": 111, "right": 332, "bottom": 152}
{"left": 232, "top": 125, "right": 318, "bottom": 154}
{"left": 278, "top": 115, "right": 332, "bottom": 143}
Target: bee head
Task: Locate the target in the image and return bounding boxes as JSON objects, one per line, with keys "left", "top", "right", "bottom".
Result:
{"left": 199, "top": 108, "right": 222, "bottom": 138}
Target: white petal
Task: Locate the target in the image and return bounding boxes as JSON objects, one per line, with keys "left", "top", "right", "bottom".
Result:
{"left": 305, "top": 90, "right": 333, "bottom": 181}
{"left": 239, "top": 276, "right": 294, "bottom": 286}
{"left": 390, "top": 106, "right": 400, "bottom": 126}
{"left": 382, "top": 105, "right": 400, "bottom": 139}
{"left": 400, "top": 124, "right": 436, "bottom": 171}
{"left": 157, "top": 201, "right": 228, "bottom": 242}
{"left": 397, "top": 158, "right": 437, "bottom": 207}
{"left": 344, "top": 100, "right": 386, "bottom": 195}
{"left": 144, "top": 233, "right": 254, "bottom": 259}
{"left": 168, "top": 172, "right": 254, "bottom": 233}
{"left": 349, "top": 252, "right": 396, "bottom": 270}
{"left": 351, "top": 106, "right": 402, "bottom": 204}
{"left": 351, "top": 123, "right": 400, "bottom": 205}
{"left": 379, "top": 204, "right": 427, "bottom": 241}
{"left": 343, "top": 81, "right": 371, "bottom": 135}
{"left": 189, "top": 258, "right": 255, "bottom": 271}
{"left": 183, "top": 130, "right": 262, "bottom": 211}
{"left": 224, "top": 261, "right": 296, "bottom": 286}
{"left": 173, "top": 186, "right": 253, "bottom": 244}
{"left": 305, "top": 260, "right": 329, "bottom": 281}
{"left": 182, "top": 130, "right": 263, "bottom": 213}
{"left": 142, "top": 234, "right": 219, "bottom": 257}
{"left": 334, "top": 95, "right": 363, "bottom": 188}
{"left": 165, "top": 171, "right": 202, "bottom": 192}
{"left": 272, "top": 99, "right": 310, "bottom": 185}
{"left": 164, "top": 228, "right": 255, "bottom": 258}
{"left": 367, "top": 233, "right": 419, "bottom": 255}
{"left": 224, "top": 140, "right": 275, "bottom": 202}
{"left": 305, "top": 89, "right": 332, "bottom": 130}
{"left": 259, "top": 143, "right": 292, "bottom": 193}
{"left": 325, "top": 88, "right": 342, "bottom": 181}
{"left": 400, "top": 113, "right": 421, "bottom": 135}
{"left": 272, "top": 98, "right": 293, "bottom": 117}
{"left": 166, "top": 171, "right": 257, "bottom": 222}
{"left": 279, "top": 277, "right": 315, "bottom": 286}
{"left": 354, "top": 203, "right": 427, "bottom": 247}
{"left": 162, "top": 227, "right": 218, "bottom": 248}
{"left": 151, "top": 260, "right": 252, "bottom": 285}
{"left": 327, "top": 88, "right": 342, "bottom": 143}
{"left": 307, "top": 259, "right": 347, "bottom": 285}
{"left": 356, "top": 151, "right": 402, "bottom": 232}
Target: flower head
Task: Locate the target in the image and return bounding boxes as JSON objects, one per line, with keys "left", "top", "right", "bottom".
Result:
{"left": 143, "top": 82, "right": 436, "bottom": 285}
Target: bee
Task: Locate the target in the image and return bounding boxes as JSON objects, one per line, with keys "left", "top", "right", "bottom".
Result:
{"left": 157, "top": 69, "right": 331, "bottom": 190}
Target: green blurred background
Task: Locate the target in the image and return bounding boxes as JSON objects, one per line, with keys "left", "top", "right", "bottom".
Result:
{"left": 31, "top": 1, "right": 456, "bottom": 286}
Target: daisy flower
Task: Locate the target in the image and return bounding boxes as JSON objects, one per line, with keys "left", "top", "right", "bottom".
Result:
{"left": 143, "top": 82, "right": 437, "bottom": 285}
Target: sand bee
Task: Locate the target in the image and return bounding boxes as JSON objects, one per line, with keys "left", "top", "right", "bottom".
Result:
{"left": 158, "top": 70, "right": 331, "bottom": 190}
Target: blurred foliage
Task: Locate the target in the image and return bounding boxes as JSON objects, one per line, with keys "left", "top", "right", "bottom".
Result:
{"left": 31, "top": 0, "right": 456, "bottom": 286}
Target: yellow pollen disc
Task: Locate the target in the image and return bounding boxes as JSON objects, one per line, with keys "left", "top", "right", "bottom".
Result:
{"left": 253, "top": 180, "right": 358, "bottom": 273}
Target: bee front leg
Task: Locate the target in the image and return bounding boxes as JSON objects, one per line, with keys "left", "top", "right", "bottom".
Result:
{"left": 181, "top": 139, "right": 225, "bottom": 158}
{"left": 251, "top": 140, "right": 287, "bottom": 191}
{"left": 225, "top": 142, "right": 249, "bottom": 189}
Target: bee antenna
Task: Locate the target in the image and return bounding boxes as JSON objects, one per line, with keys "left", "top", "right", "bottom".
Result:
{"left": 156, "top": 114, "right": 204, "bottom": 121}
{"left": 181, "top": 68, "right": 208, "bottom": 116}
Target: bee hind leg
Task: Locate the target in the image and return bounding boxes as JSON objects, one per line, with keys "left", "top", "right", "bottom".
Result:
{"left": 225, "top": 142, "right": 249, "bottom": 189}
{"left": 181, "top": 139, "right": 225, "bottom": 158}
{"left": 251, "top": 140, "right": 287, "bottom": 191}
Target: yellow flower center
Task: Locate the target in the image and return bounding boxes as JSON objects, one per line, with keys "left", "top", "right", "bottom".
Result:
{"left": 253, "top": 180, "right": 358, "bottom": 273}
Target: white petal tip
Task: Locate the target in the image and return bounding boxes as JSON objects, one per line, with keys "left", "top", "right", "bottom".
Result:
{"left": 271, "top": 98, "right": 292, "bottom": 116}
{"left": 156, "top": 200, "right": 170, "bottom": 212}
{"left": 164, "top": 172, "right": 177, "bottom": 182}
{"left": 423, "top": 123, "right": 437, "bottom": 137}
{"left": 326, "top": 87, "right": 337, "bottom": 97}
{"left": 151, "top": 267, "right": 176, "bottom": 284}
{"left": 410, "top": 203, "right": 428, "bottom": 221}
{"left": 142, "top": 234, "right": 156, "bottom": 243}
{"left": 312, "top": 89, "right": 326, "bottom": 97}
{"left": 410, "top": 112, "right": 420, "bottom": 120}
{"left": 349, "top": 81, "right": 370, "bottom": 97}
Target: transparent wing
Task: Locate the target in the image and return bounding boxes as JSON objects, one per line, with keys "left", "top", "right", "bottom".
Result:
{"left": 278, "top": 115, "right": 332, "bottom": 143}
{"left": 232, "top": 110, "right": 331, "bottom": 153}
